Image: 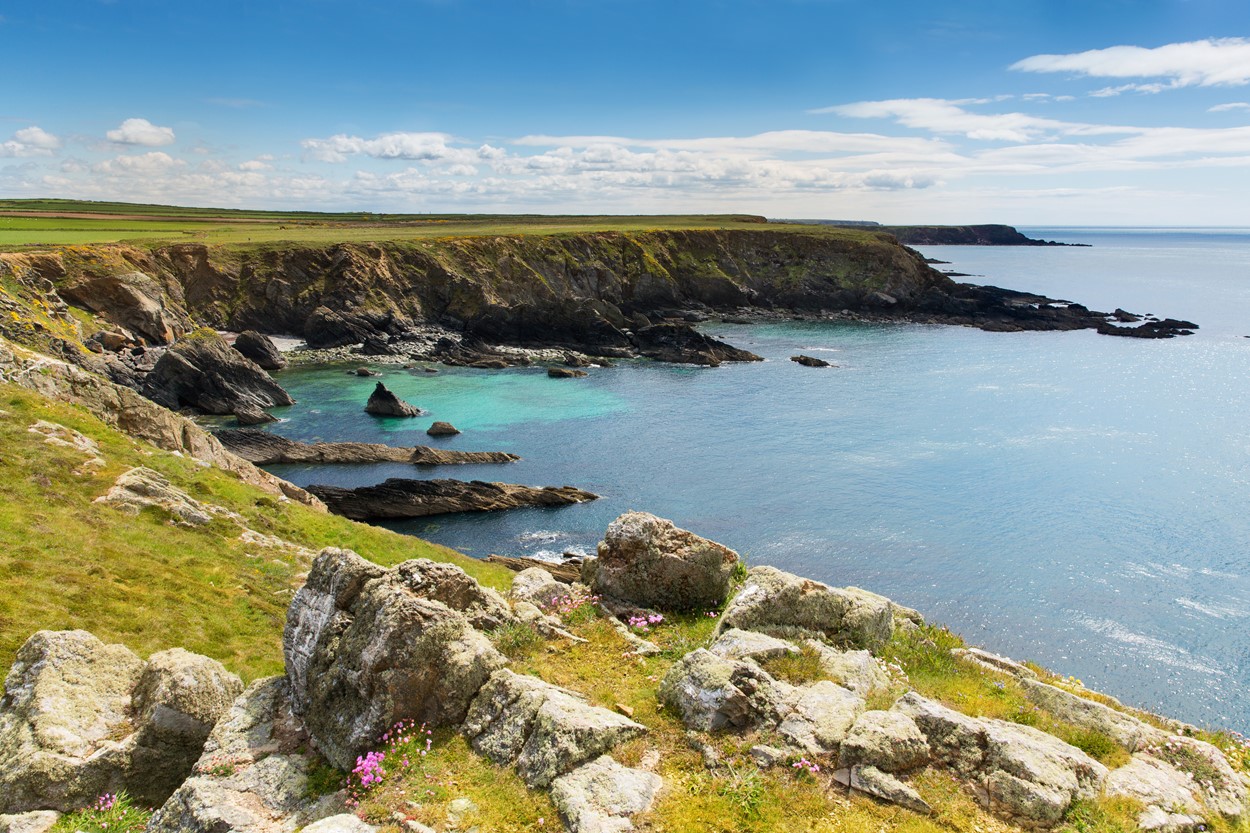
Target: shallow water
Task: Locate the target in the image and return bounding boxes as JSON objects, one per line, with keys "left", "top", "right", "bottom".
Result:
{"left": 262, "top": 228, "right": 1250, "bottom": 731}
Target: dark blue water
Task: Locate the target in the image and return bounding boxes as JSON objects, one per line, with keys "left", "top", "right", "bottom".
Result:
{"left": 262, "top": 228, "right": 1250, "bottom": 731}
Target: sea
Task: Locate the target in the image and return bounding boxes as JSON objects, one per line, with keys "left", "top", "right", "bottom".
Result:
{"left": 260, "top": 227, "right": 1250, "bottom": 732}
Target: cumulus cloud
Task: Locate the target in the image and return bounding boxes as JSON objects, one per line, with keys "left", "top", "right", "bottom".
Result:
{"left": 0, "top": 126, "right": 62, "bottom": 157}
{"left": 93, "top": 151, "right": 186, "bottom": 175}
{"left": 1011, "top": 38, "right": 1250, "bottom": 93}
{"left": 107, "top": 118, "right": 176, "bottom": 146}
{"left": 300, "top": 132, "right": 488, "bottom": 164}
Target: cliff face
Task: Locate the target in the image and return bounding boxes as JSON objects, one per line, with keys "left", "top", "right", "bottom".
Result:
{"left": 4, "top": 229, "right": 953, "bottom": 350}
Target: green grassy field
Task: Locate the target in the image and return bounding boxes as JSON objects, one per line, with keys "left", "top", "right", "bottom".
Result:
{"left": 0, "top": 198, "right": 879, "bottom": 248}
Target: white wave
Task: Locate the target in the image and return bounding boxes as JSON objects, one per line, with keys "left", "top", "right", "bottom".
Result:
{"left": 798, "top": 346, "right": 841, "bottom": 352}
{"left": 517, "top": 530, "right": 564, "bottom": 545}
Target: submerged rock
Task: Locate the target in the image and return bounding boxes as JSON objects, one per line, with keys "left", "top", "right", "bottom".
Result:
{"left": 548, "top": 366, "right": 588, "bottom": 378}
{"left": 364, "top": 381, "right": 423, "bottom": 417}
{"left": 584, "top": 511, "right": 741, "bottom": 611}
{"left": 308, "top": 478, "right": 598, "bottom": 520}
{"left": 790, "top": 354, "right": 833, "bottom": 368}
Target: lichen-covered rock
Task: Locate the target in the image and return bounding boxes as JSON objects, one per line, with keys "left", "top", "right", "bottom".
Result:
{"left": 391, "top": 559, "right": 514, "bottom": 631}
{"left": 148, "top": 677, "right": 342, "bottom": 833}
{"left": 1021, "top": 679, "right": 1166, "bottom": 752}
{"left": 551, "top": 755, "right": 663, "bottom": 833}
{"left": 94, "top": 466, "right": 215, "bottom": 526}
{"left": 1106, "top": 754, "right": 1204, "bottom": 831}
{"left": 846, "top": 765, "right": 931, "bottom": 815}
{"left": 301, "top": 815, "right": 378, "bottom": 833}
{"left": 231, "top": 331, "right": 287, "bottom": 371}
{"left": 283, "top": 549, "right": 507, "bottom": 770}
{"left": 706, "top": 629, "right": 798, "bottom": 663}
{"left": 716, "top": 566, "right": 894, "bottom": 652}
{"left": 510, "top": 567, "right": 568, "bottom": 610}
{"left": 953, "top": 647, "right": 1037, "bottom": 680}
{"left": 0, "top": 811, "right": 59, "bottom": 833}
{"left": 776, "top": 681, "right": 864, "bottom": 756}
{"left": 838, "top": 710, "right": 929, "bottom": 773}
{"left": 897, "top": 692, "right": 1108, "bottom": 828}
{"left": 658, "top": 649, "right": 785, "bottom": 732}
{"left": 124, "top": 649, "right": 244, "bottom": 807}
{"left": 0, "top": 631, "right": 239, "bottom": 813}
{"left": 463, "top": 670, "right": 648, "bottom": 789}
{"left": 583, "top": 512, "right": 740, "bottom": 611}
{"left": 804, "top": 641, "right": 891, "bottom": 695}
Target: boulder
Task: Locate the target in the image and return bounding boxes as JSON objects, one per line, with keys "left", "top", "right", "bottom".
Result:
{"left": 231, "top": 331, "right": 287, "bottom": 371}
{"left": 233, "top": 403, "right": 277, "bottom": 426}
{"left": 658, "top": 649, "right": 786, "bottom": 732}
{"left": 364, "top": 382, "right": 423, "bottom": 417}
{"left": 354, "top": 367, "right": 379, "bottom": 377}
{"left": 717, "top": 566, "right": 894, "bottom": 652}
{"left": 707, "top": 629, "right": 798, "bottom": 663}
{"left": 302, "top": 815, "right": 378, "bottom": 833}
{"left": 427, "top": 421, "right": 460, "bottom": 436}
{"left": 790, "top": 355, "right": 833, "bottom": 368}
{"left": 1106, "top": 754, "right": 1204, "bottom": 831}
{"left": 143, "top": 330, "right": 295, "bottom": 415}
{"left": 148, "top": 677, "right": 342, "bottom": 833}
{"left": 776, "top": 681, "right": 864, "bottom": 756}
{"left": 551, "top": 755, "right": 663, "bottom": 833}
{"left": 805, "top": 641, "right": 891, "bottom": 696}
{"left": 283, "top": 549, "right": 507, "bottom": 770}
{"left": 838, "top": 710, "right": 930, "bottom": 772}
{"left": 0, "top": 813, "right": 59, "bottom": 833}
{"left": 845, "top": 765, "right": 931, "bottom": 815}
{"left": 510, "top": 567, "right": 569, "bottom": 610}
{"left": 308, "top": 478, "right": 598, "bottom": 520}
{"left": 463, "top": 670, "right": 648, "bottom": 788}
{"left": 0, "top": 631, "right": 240, "bottom": 813}
{"left": 94, "top": 466, "right": 215, "bottom": 526}
{"left": 548, "top": 367, "right": 588, "bottom": 379}
{"left": 583, "top": 512, "right": 740, "bottom": 611}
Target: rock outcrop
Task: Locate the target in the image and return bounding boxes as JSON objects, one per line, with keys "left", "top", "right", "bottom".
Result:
{"left": 583, "top": 512, "right": 741, "bottom": 611}
{"left": 231, "top": 330, "right": 287, "bottom": 370}
{"left": 791, "top": 354, "right": 832, "bottom": 367}
{"left": 57, "top": 271, "right": 187, "bottom": 345}
{"left": 631, "top": 322, "right": 762, "bottom": 366}
{"left": 282, "top": 549, "right": 508, "bottom": 770}
{"left": 307, "top": 478, "right": 598, "bottom": 520}
{"left": 0, "top": 630, "right": 241, "bottom": 813}
{"left": 364, "top": 382, "right": 423, "bottom": 417}
{"left": 716, "top": 566, "right": 895, "bottom": 652}
{"left": 426, "top": 420, "right": 460, "bottom": 436}
{"left": 214, "top": 428, "right": 519, "bottom": 466}
{"left": 143, "top": 330, "right": 295, "bottom": 415}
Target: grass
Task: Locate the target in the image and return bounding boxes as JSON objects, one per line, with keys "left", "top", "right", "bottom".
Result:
{"left": 0, "top": 198, "right": 891, "bottom": 249}
{"left": 0, "top": 381, "right": 512, "bottom": 681}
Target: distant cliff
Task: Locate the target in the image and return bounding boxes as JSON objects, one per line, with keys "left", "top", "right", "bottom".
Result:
{"left": 868, "top": 224, "right": 1079, "bottom": 247}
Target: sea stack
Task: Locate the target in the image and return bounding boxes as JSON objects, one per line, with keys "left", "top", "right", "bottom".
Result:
{"left": 364, "top": 382, "right": 423, "bottom": 417}
{"left": 427, "top": 421, "right": 461, "bottom": 436}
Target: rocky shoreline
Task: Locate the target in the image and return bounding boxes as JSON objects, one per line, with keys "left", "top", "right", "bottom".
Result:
{"left": 214, "top": 429, "right": 520, "bottom": 467}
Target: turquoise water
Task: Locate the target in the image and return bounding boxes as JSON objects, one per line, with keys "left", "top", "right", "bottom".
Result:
{"left": 264, "top": 228, "right": 1250, "bottom": 731}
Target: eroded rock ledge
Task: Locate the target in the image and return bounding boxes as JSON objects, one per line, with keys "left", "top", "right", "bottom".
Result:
{"left": 307, "top": 478, "right": 599, "bottom": 520}
{"left": 214, "top": 428, "right": 520, "bottom": 466}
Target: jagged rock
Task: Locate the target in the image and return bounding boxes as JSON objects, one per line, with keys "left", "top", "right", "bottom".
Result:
{"left": 58, "top": 271, "right": 186, "bottom": 345}
{"left": 231, "top": 331, "right": 287, "bottom": 371}
{"left": 308, "top": 478, "right": 598, "bottom": 520}
{"left": 1106, "top": 754, "right": 1204, "bottom": 831}
{"left": 126, "top": 649, "right": 246, "bottom": 807}
{"left": 364, "top": 382, "right": 423, "bottom": 417}
{"left": 1021, "top": 678, "right": 1166, "bottom": 752}
{"left": 304, "top": 306, "right": 403, "bottom": 349}
{"left": 658, "top": 649, "right": 785, "bottom": 732}
{"left": 838, "top": 710, "right": 930, "bottom": 772}
{"left": 148, "top": 677, "right": 342, "bottom": 833}
{"left": 463, "top": 670, "right": 648, "bottom": 789}
{"left": 214, "top": 429, "right": 519, "bottom": 466}
{"left": 0, "top": 631, "right": 240, "bottom": 813}
{"left": 583, "top": 512, "right": 740, "bottom": 611}
{"left": 427, "top": 421, "right": 460, "bottom": 436}
{"left": 776, "top": 681, "right": 864, "bottom": 756}
{"left": 707, "top": 629, "right": 798, "bottom": 663}
{"left": 283, "top": 549, "right": 507, "bottom": 770}
{"left": 510, "top": 567, "right": 569, "bottom": 609}
{"left": 390, "top": 559, "right": 515, "bottom": 631}
{"left": 302, "top": 815, "right": 378, "bottom": 833}
{"left": 94, "top": 466, "right": 215, "bottom": 526}
{"left": 896, "top": 692, "right": 1108, "bottom": 828}
{"left": 548, "top": 366, "right": 589, "bottom": 378}
{"left": 233, "top": 403, "right": 277, "bottom": 426}
{"left": 805, "top": 641, "right": 891, "bottom": 696}
{"left": 847, "top": 765, "right": 932, "bottom": 815}
{"left": 551, "top": 755, "right": 663, "bottom": 833}
{"left": 143, "top": 330, "right": 294, "bottom": 415}
{"left": 631, "top": 322, "right": 762, "bottom": 366}
{"left": 790, "top": 354, "right": 832, "bottom": 368}
{"left": 0, "top": 812, "right": 59, "bottom": 833}
{"left": 717, "top": 566, "right": 895, "bottom": 652}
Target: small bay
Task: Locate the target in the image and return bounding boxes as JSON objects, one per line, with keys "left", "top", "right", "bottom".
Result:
{"left": 263, "top": 228, "right": 1250, "bottom": 731}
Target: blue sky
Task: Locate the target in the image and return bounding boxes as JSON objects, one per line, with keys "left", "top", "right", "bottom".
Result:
{"left": 4, "top": 0, "right": 1250, "bottom": 223}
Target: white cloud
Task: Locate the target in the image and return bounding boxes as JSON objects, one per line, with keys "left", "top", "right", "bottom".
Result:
{"left": 1011, "top": 38, "right": 1250, "bottom": 93}
{"left": 0, "top": 126, "right": 61, "bottom": 157}
{"left": 239, "top": 159, "right": 271, "bottom": 171}
{"left": 1210, "top": 102, "right": 1250, "bottom": 113}
{"left": 300, "top": 132, "right": 478, "bottom": 164}
{"left": 106, "top": 118, "right": 176, "bottom": 146}
{"left": 823, "top": 98, "right": 1135, "bottom": 142}
{"left": 93, "top": 151, "right": 186, "bottom": 175}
